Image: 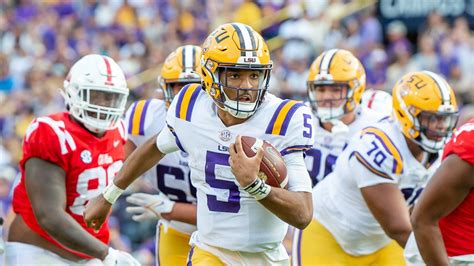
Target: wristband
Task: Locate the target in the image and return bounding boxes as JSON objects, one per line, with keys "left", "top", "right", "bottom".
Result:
{"left": 243, "top": 177, "right": 271, "bottom": 200}
{"left": 102, "top": 182, "right": 124, "bottom": 204}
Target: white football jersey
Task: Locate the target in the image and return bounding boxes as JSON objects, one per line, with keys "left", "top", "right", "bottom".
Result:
{"left": 157, "top": 84, "right": 314, "bottom": 253}
{"left": 125, "top": 99, "right": 196, "bottom": 234}
{"left": 305, "top": 106, "right": 385, "bottom": 186}
{"left": 313, "top": 117, "right": 440, "bottom": 256}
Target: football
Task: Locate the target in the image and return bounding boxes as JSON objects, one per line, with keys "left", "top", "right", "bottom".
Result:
{"left": 240, "top": 136, "right": 288, "bottom": 189}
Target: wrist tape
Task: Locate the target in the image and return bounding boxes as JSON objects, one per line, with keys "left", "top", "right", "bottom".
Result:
{"left": 243, "top": 178, "right": 271, "bottom": 200}
{"left": 102, "top": 182, "right": 124, "bottom": 204}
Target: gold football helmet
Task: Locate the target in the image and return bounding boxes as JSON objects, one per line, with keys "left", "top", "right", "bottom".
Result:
{"left": 393, "top": 71, "right": 458, "bottom": 152}
{"left": 158, "top": 45, "right": 202, "bottom": 106}
{"left": 307, "top": 49, "right": 366, "bottom": 122}
{"left": 201, "top": 23, "right": 272, "bottom": 119}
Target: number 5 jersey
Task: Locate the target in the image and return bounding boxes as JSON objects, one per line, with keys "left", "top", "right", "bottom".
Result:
{"left": 12, "top": 112, "right": 127, "bottom": 258}
{"left": 156, "top": 84, "right": 314, "bottom": 253}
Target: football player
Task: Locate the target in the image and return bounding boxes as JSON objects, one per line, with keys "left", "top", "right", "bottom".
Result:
{"left": 5, "top": 55, "right": 140, "bottom": 265}
{"left": 302, "top": 49, "right": 386, "bottom": 187}
{"left": 85, "top": 23, "right": 314, "bottom": 265}
{"left": 298, "top": 71, "right": 458, "bottom": 265}
{"left": 406, "top": 119, "right": 474, "bottom": 265}
{"left": 124, "top": 45, "right": 201, "bottom": 265}
{"left": 292, "top": 49, "right": 386, "bottom": 264}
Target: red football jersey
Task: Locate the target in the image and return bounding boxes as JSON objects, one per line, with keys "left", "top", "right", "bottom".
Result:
{"left": 13, "top": 112, "right": 127, "bottom": 258}
{"left": 439, "top": 118, "right": 474, "bottom": 257}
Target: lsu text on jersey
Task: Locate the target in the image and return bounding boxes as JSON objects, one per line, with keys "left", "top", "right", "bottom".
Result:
{"left": 157, "top": 83, "right": 314, "bottom": 265}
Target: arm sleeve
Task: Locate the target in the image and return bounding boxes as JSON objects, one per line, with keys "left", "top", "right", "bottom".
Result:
{"left": 349, "top": 153, "right": 397, "bottom": 188}
{"left": 285, "top": 151, "right": 313, "bottom": 193}
{"left": 22, "top": 118, "right": 69, "bottom": 172}
{"left": 279, "top": 105, "right": 314, "bottom": 156}
{"left": 350, "top": 128, "right": 402, "bottom": 188}
{"left": 156, "top": 124, "right": 180, "bottom": 154}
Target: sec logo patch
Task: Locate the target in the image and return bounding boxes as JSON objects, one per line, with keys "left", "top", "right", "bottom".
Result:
{"left": 81, "top": 150, "right": 92, "bottom": 164}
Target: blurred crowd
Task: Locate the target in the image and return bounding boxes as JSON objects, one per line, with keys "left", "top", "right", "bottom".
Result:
{"left": 0, "top": 0, "right": 473, "bottom": 265}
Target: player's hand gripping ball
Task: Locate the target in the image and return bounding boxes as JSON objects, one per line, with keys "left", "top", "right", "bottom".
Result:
{"left": 240, "top": 136, "right": 288, "bottom": 189}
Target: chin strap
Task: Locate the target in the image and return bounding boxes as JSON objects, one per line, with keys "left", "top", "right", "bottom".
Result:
{"left": 329, "top": 119, "right": 350, "bottom": 135}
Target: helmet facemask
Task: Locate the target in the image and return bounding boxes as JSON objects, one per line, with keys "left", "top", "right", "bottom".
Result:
{"left": 206, "top": 63, "right": 272, "bottom": 119}
{"left": 200, "top": 23, "right": 272, "bottom": 119}
{"left": 307, "top": 81, "right": 355, "bottom": 122}
{"left": 63, "top": 82, "right": 128, "bottom": 133}
{"left": 410, "top": 109, "right": 458, "bottom": 153}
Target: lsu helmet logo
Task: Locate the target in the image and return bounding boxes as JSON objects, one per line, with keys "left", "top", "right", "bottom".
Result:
{"left": 243, "top": 57, "right": 257, "bottom": 63}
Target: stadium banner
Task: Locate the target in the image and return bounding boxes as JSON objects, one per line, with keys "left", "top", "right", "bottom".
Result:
{"left": 378, "top": 0, "right": 474, "bottom": 32}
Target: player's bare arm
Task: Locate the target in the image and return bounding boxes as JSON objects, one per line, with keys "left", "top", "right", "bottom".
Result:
{"left": 411, "top": 154, "right": 474, "bottom": 265}
{"left": 84, "top": 134, "right": 165, "bottom": 231}
{"left": 361, "top": 183, "right": 411, "bottom": 247}
{"left": 229, "top": 136, "right": 312, "bottom": 229}
{"left": 124, "top": 140, "right": 137, "bottom": 159}
{"left": 115, "top": 134, "right": 165, "bottom": 188}
{"left": 25, "top": 158, "right": 109, "bottom": 260}
{"left": 259, "top": 186, "right": 312, "bottom": 230}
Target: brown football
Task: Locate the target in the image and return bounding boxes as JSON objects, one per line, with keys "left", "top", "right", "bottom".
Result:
{"left": 240, "top": 136, "right": 288, "bottom": 189}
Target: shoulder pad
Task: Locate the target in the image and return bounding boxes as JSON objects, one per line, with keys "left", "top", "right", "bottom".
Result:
{"left": 266, "top": 99, "right": 306, "bottom": 136}
{"left": 126, "top": 99, "right": 166, "bottom": 136}
{"left": 25, "top": 116, "right": 76, "bottom": 155}
{"left": 174, "top": 83, "right": 203, "bottom": 121}
{"left": 354, "top": 126, "right": 404, "bottom": 178}
{"left": 127, "top": 99, "right": 153, "bottom": 136}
